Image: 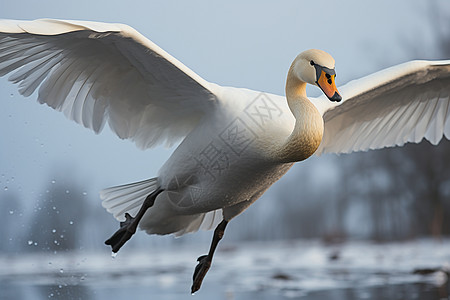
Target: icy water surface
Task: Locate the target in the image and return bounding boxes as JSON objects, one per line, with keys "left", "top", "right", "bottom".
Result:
{"left": 1, "top": 239, "right": 449, "bottom": 300}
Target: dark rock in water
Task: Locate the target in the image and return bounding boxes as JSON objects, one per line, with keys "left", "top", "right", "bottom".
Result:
{"left": 272, "top": 273, "right": 293, "bottom": 281}
{"left": 328, "top": 250, "right": 340, "bottom": 261}
{"left": 412, "top": 268, "right": 440, "bottom": 275}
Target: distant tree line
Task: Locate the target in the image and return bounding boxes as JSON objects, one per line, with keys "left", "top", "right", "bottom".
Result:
{"left": 0, "top": 170, "right": 114, "bottom": 254}
{"left": 1, "top": 139, "right": 449, "bottom": 254}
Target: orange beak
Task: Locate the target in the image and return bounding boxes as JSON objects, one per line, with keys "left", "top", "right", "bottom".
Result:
{"left": 316, "top": 69, "right": 342, "bottom": 102}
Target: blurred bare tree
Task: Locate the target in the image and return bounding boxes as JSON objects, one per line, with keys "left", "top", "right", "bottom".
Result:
{"left": 334, "top": 3, "right": 450, "bottom": 241}
{"left": 25, "top": 173, "right": 88, "bottom": 252}
{"left": 0, "top": 193, "right": 25, "bottom": 253}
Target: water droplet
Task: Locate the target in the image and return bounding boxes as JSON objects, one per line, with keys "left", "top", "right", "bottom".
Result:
{"left": 4, "top": 187, "right": 8, "bottom": 191}
{"left": 52, "top": 206, "right": 56, "bottom": 210}
{"left": 60, "top": 234, "right": 64, "bottom": 239}
{"left": 111, "top": 252, "right": 118, "bottom": 259}
{"left": 9, "top": 210, "right": 14, "bottom": 215}
{"left": 51, "top": 180, "right": 56, "bottom": 184}
{"left": 59, "top": 268, "right": 64, "bottom": 274}
{"left": 34, "top": 242, "right": 38, "bottom": 246}
{"left": 82, "top": 191, "right": 87, "bottom": 196}
{"left": 58, "top": 285, "right": 62, "bottom": 289}
{"left": 65, "top": 190, "right": 70, "bottom": 194}
{"left": 48, "top": 262, "right": 52, "bottom": 265}
{"left": 28, "top": 240, "right": 33, "bottom": 245}
{"left": 52, "top": 229, "right": 56, "bottom": 233}
{"left": 69, "top": 221, "right": 73, "bottom": 225}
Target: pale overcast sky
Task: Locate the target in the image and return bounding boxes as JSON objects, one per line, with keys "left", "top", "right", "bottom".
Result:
{"left": 0, "top": 0, "right": 448, "bottom": 210}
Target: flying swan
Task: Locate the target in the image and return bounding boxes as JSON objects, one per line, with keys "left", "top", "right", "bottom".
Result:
{"left": 1, "top": 19, "right": 450, "bottom": 293}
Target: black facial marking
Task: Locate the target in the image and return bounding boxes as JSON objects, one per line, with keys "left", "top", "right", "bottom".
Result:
{"left": 314, "top": 64, "right": 336, "bottom": 84}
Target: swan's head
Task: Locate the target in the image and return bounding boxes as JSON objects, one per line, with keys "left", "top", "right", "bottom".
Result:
{"left": 291, "top": 49, "right": 341, "bottom": 102}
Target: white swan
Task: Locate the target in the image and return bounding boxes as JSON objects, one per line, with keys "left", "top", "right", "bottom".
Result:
{"left": 1, "top": 19, "right": 450, "bottom": 292}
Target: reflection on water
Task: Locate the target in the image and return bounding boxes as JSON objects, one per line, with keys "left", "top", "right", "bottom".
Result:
{"left": 1, "top": 239, "right": 449, "bottom": 300}
{"left": 1, "top": 285, "right": 88, "bottom": 300}
{"left": 306, "top": 283, "right": 449, "bottom": 300}
{"left": 1, "top": 281, "right": 448, "bottom": 300}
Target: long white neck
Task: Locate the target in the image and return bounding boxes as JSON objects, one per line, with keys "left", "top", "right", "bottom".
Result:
{"left": 274, "top": 67, "right": 324, "bottom": 163}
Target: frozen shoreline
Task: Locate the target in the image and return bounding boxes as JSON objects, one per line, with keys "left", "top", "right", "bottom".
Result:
{"left": 1, "top": 238, "right": 449, "bottom": 298}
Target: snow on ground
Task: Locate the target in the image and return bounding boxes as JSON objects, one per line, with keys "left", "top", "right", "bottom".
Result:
{"left": 0, "top": 239, "right": 449, "bottom": 299}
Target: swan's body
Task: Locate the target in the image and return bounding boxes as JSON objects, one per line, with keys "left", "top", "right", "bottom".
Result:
{"left": 1, "top": 19, "right": 450, "bottom": 292}
{"left": 145, "top": 87, "right": 297, "bottom": 234}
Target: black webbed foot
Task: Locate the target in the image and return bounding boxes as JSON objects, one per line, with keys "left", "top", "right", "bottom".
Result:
{"left": 191, "top": 255, "right": 211, "bottom": 294}
{"left": 105, "top": 213, "right": 137, "bottom": 253}
{"left": 190, "top": 219, "right": 228, "bottom": 294}
{"left": 104, "top": 188, "right": 164, "bottom": 254}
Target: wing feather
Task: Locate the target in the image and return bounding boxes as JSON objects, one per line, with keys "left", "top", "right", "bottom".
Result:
{"left": 0, "top": 19, "right": 218, "bottom": 149}
{"left": 12, "top": 51, "right": 63, "bottom": 96}
{"left": 443, "top": 97, "right": 450, "bottom": 139}
{"left": 316, "top": 60, "right": 450, "bottom": 154}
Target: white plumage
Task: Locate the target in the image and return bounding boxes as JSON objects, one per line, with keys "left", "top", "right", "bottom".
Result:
{"left": 316, "top": 60, "right": 450, "bottom": 154}
{"left": 1, "top": 20, "right": 450, "bottom": 290}
{"left": 0, "top": 19, "right": 216, "bottom": 149}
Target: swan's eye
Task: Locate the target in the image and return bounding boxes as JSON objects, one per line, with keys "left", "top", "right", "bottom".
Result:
{"left": 310, "top": 60, "right": 315, "bottom": 66}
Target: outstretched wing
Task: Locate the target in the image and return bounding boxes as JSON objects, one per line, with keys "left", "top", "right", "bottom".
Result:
{"left": 0, "top": 19, "right": 218, "bottom": 149}
{"left": 315, "top": 60, "right": 450, "bottom": 155}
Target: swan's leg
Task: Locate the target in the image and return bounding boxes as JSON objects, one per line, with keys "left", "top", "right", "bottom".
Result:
{"left": 191, "top": 219, "right": 228, "bottom": 294}
{"left": 105, "top": 188, "right": 164, "bottom": 253}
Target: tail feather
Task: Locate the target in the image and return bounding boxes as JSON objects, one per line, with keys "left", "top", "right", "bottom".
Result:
{"left": 105, "top": 186, "right": 153, "bottom": 210}
{"left": 172, "top": 209, "right": 222, "bottom": 237}
{"left": 199, "top": 209, "right": 222, "bottom": 231}
{"left": 101, "top": 177, "right": 223, "bottom": 236}
{"left": 100, "top": 178, "right": 158, "bottom": 221}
